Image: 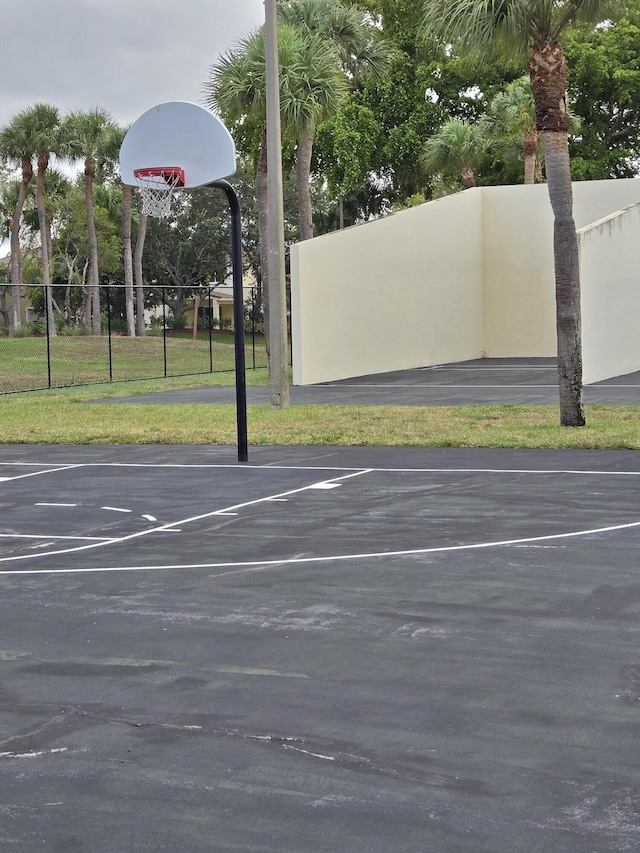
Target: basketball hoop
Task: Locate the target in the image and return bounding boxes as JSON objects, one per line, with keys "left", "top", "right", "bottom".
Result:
{"left": 133, "top": 167, "right": 185, "bottom": 218}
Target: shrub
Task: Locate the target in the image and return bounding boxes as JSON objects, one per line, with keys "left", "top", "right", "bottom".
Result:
{"left": 166, "top": 313, "right": 187, "bottom": 331}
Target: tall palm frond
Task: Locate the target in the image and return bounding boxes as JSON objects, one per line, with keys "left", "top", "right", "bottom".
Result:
{"left": 278, "top": 0, "right": 391, "bottom": 84}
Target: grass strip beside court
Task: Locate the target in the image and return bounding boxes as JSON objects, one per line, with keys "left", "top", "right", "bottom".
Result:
{"left": 0, "top": 386, "right": 638, "bottom": 449}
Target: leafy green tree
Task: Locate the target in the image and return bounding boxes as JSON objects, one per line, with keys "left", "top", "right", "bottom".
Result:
{"left": 278, "top": 0, "right": 390, "bottom": 239}
{"left": 140, "top": 190, "right": 233, "bottom": 324}
{"left": 313, "top": 0, "right": 518, "bottom": 219}
{"left": 422, "top": 0, "right": 619, "bottom": 426}
{"left": 565, "top": 10, "right": 640, "bottom": 179}
{"left": 51, "top": 184, "right": 122, "bottom": 328}
{"left": 313, "top": 102, "right": 381, "bottom": 208}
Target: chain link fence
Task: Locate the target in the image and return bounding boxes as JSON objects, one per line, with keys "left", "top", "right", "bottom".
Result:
{"left": 0, "top": 284, "right": 267, "bottom": 394}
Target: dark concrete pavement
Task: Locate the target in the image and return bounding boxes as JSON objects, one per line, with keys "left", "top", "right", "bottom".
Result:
{"left": 93, "top": 358, "right": 640, "bottom": 406}
{"left": 0, "top": 444, "right": 640, "bottom": 851}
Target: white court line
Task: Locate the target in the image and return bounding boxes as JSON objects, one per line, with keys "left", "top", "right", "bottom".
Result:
{"left": 320, "top": 382, "right": 638, "bottom": 388}
{"left": 0, "top": 468, "right": 372, "bottom": 564}
{"left": 322, "top": 384, "right": 562, "bottom": 389}
{"left": 20, "top": 462, "right": 640, "bottom": 476}
{"left": 1, "top": 518, "right": 638, "bottom": 576}
{"left": 0, "top": 464, "right": 83, "bottom": 482}
{"left": 420, "top": 366, "right": 554, "bottom": 371}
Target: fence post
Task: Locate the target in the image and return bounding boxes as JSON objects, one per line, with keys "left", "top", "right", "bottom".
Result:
{"left": 44, "top": 286, "right": 52, "bottom": 388}
{"left": 251, "top": 287, "right": 257, "bottom": 370}
{"left": 208, "top": 286, "right": 214, "bottom": 373}
{"left": 162, "top": 288, "right": 167, "bottom": 378}
{"left": 106, "top": 286, "right": 113, "bottom": 382}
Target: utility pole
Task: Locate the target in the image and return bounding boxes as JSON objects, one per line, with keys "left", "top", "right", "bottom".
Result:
{"left": 264, "top": 0, "right": 290, "bottom": 408}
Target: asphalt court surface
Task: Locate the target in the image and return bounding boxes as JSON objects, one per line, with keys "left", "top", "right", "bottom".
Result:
{"left": 2, "top": 443, "right": 640, "bottom": 851}
{"left": 95, "top": 357, "right": 640, "bottom": 406}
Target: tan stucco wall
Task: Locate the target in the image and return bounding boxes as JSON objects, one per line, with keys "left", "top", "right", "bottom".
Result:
{"left": 580, "top": 202, "right": 640, "bottom": 383}
{"left": 291, "top": 179, "right": 640, "bottom": 385}
{"left": 481, "top": 185, "right": 556, "bottom": 357}
{"left": 292, "top": 191, "right": 484, "bottom": 385}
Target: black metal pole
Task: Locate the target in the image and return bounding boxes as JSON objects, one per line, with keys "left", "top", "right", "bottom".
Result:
{"left": 106, "top": 286, "right": 113, "bottom": 382}
{"left": 252, "top": 286, "right": 256, "bottom": 370}
{"left": 162, "top": 287, "right": 167, "bottom": 378}
{"left": 209, "top": 180, "right": 248, "bottom": 462}
{"left": 44, "top": 286, "right": 52, "bottom": 388}
{"left": 208, "top": 286, "right": 214, "bottom": 373}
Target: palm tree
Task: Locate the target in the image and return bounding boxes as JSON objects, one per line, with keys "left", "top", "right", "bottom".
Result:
{"left": 0, "top": 111, "right": 36, "bottom": 330}
{"left": 279, "top": 0, "right": 390, "bottom": 83}
{"left": 277, "top": 30, "right": 348, "bottom": 240}
{"left": 41, "top": 169, "right": 72, "bottom": 277}
{"left": 62, "top": 109, "right": 118, "bottom": 334}
{"left": 422, "top": 118, "right": 488, "bottom": 189}
{"left": 24, "top": 104, "right": 63, "bottom": 336}
{"left": 110, "top": 124, "right": 136, "bottom": 337}
{"left": 482, "top": 76, "right": 581, "bottom": 185}
{"left": 207, "top": 23, "right": 347, "bottom": 235}
{"left": 422, "top": 0, "right": 611, "bottom": 426}
{"left": 481, "top": 76, "right": 541, "bottom": 185}
{"left": 205, "top": 24, "right": 346, "bottom": 347}
{"left": 278, "top": 0, "right": 390, "bottom": 239}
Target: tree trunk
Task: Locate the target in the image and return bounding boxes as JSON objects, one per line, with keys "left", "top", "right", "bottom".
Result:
{"left": 256, "top": 121, "right": 271, "bottom": 363}
{"left": 84, "top": 160, "right": 101, "bottom": 335}
{"left": 296, "top": 127, "right": 315, "bottom": 241}
{"left": 36, "top": 153, "right": 56, "bottom": 337}
{"left": 530, "top": 40, "right": 584, "bottom": 427}
{"left": 523, "top": 129, "right": 539, "bottom": 185}
{"left": 542, "top": 131, "right": 585, "bottom": 427}
{"left": 122, "top": 183, "right": 135, "bottom": 336}
{"left": 9, "top": 159, "right": 33, "bottom": 331}
{"left": 134, "top": 213, "right": 148, "bottom": 336}
{"left": 461, "top": 166, "right": 476, "bottom": 189}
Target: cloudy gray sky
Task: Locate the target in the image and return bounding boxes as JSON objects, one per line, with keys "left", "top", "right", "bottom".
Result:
{"left": 1, "top": 0, "right": 265, "bottom": 130}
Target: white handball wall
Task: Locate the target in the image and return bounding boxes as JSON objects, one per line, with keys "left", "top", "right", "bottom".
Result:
{"left": 291, "top": 179, "right": 640, "bottom": 386}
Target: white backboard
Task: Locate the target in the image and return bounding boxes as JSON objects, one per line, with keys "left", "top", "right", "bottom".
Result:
{"left": 119, "top": 101, "right": 236, "bottom": 188}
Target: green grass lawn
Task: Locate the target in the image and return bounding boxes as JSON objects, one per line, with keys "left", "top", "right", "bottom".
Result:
{"left": 0, "top": 335, "right": 637, "bottom": 449}
{"left": 0, "top": 332, "right": 267, "bottom": 392}
{"left": 0, "top": 375, "right": 638, "bottom": 449}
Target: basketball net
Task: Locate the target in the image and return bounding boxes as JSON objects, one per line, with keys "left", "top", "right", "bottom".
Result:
{"left": 133, "top": 167, "right": 185, "bottom": 219}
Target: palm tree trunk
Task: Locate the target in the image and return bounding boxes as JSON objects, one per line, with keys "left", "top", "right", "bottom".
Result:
{"left": 122, "top": 183, "right": 135, "bottom": 336}
{"left": 134, "top": 213, "right": 147, "bottom": 336}
{"left": 84, "top": 164, "right": 101, "bottom": 335}
{"left": 461, "top": 166, "right": 476, "bottom": 189}
{"left": 256, "top": 122, "right": 271, "bottom": 363}
{"left": 542, "top": 131, "right": 585, "bottom": 426}
{"left": 296, "top": 127, "right": 315, "bottom": 241}
{"left": 523, "top": 130, "right": 539, "bottom": 185}
{"left": 10, "top": 162, "right": 33, "bottom": 331}
{"left": 36, "top": 154, "right": 56, "bottom": 338}
{"left": 530, "top": 40, "right": 584, "bottom": 427}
